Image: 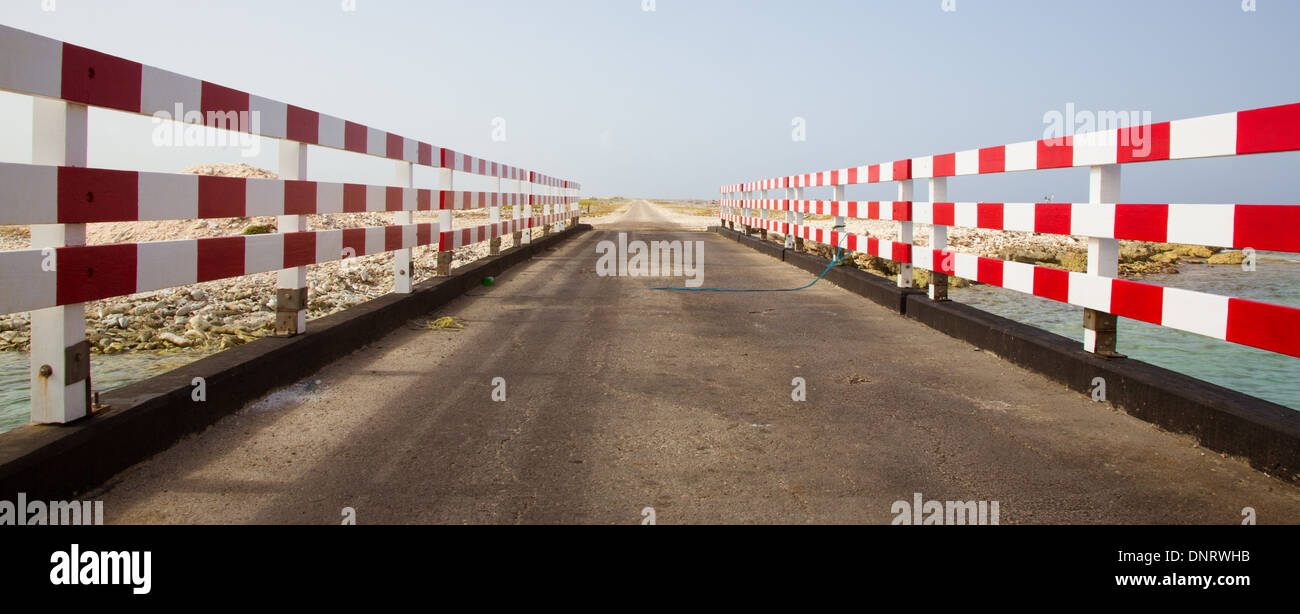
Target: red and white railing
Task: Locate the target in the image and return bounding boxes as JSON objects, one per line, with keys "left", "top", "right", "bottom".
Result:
{"left": 0, "top": 25, "right": 580, "bottom": 424}
{"left": 720, "top": 102, "right": 1300, "bottom": 360}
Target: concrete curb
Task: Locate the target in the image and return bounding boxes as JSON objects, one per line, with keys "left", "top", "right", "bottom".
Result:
{"left": 0, "top": 225, "right": 592, "bottom": 500}
{"left": 713, "top": 225, "right": 1300, "bottom": 482}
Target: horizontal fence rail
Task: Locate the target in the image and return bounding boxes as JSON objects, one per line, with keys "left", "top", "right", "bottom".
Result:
{"left": 0, "top": 25, "right": 581, "bottom": 425}
{"left": 720, "top": 103, "right": 1300, "bottom": 362}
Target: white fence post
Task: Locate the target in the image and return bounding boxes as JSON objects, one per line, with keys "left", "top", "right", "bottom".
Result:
{"left": 393, "top": 159, "right": 415, "bottom": 293}
{"left": 276, "top": 142, "right": 310, "bottom": 335}
{"left": 523, "top": 178, "right": 533, "bottom": 245}
{"left": 793, "top": 186, "right": 805, "bottom": 251}
{"left": 758, "top": 189, "right": 769, "bottom": 240}
{"left": 784, "top": 187, "right": 795, "bottom": 248}
{"left": 1085, "top": 164, "right": 1122, "bottom": 356}
{"left": 437, "top": 168, "right": 454, "bottom": 276}
{"left": 30, "top": 99, "right": 89, "bottom": 424}
{"left": 512, "top": 178, "right": 523, "bottom": 247}
{"left": 897, "top": 179, "right": 914, "bottom": 288}
{"left": 832, "top": 184, "right": 847, "bottom": 255}
{"left": 489, "top": 176, "right": 502, "bottom": 255}
{"left": 929, "top": 177, "right": 949, "bottom": 301}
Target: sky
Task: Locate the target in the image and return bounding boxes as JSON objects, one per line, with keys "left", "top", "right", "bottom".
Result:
{"left": 0, "top": 0, "right": 1297, "bottom": 201}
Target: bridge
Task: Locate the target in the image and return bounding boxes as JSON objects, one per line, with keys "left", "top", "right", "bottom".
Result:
{"left": 1, "top": 25, "right": 1299, "bottom": 524}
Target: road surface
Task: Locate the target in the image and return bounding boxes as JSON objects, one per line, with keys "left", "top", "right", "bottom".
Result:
{"left": 90, "top": 201, "right": 1300, "bottom": 524}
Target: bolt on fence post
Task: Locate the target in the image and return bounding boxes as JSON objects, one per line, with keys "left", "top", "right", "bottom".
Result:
{"left": 794, "top": 186, "right": 805, "bottom": 252}
{"left": 929, "top": 177, "right": 949, "bottom": 301}
{"left": 393, "top": 159, "right": 415, "bottom": 293}
{"left": 897, "top": 179, "right": 914, "bottom": 288}
{"left": 276, "top": 141, "right": 311, "bottom": 335}
{"left": 437, "top": 167, "right": 454, "bottom": 276}
{"left": 30, "top": 98, "right": 89, "bottom": 424}
{"left": 489, "top": 175, "right": 502, "bottom": 256}
{"left": 1085, "top": 164, "right": 1122, "bottom": 357}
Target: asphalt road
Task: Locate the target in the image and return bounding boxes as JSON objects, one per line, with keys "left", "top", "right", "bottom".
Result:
{"left": 90, "top": 201, "right": 1300, "bottom": 524}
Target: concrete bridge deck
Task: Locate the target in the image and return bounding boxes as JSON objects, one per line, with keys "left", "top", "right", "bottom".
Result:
{"left": 89, "top": 201, "right": 1300, "bottom": 524}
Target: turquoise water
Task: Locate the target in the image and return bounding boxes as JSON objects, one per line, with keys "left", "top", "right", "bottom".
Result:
{"left": 0, "top": 349, "right": 209, "bottom": 434}
{"left": 949, "top": 254, "right": 1300, "bottom": 411}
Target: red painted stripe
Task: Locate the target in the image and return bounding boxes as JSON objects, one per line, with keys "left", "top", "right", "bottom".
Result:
{"left": 417, "top": 223, "right": 433, "bottom": 246}
{"left": 197, "top": 176, "right": 246, "bottom": 219}
{"left": 932, "top": 202, "right": 955, "bottom": 226}
{"left": 418, "top": 143, "right": 434, "bottom": 166}
{"left": 892, "top": 159, "right": 912, "bottom": 181}
{"left": 196, "top": 236, "right": 245, "bottom": 283}
{"left": 1036, "top": 136, "right": 1073, "bottom": 169}
{"left": 933, "top": 250, "right": 956, "bottom": 275}
{"left": 867, "top": 202, "right": 880, "bottom": 220}
{"left": 1225, "top": 298, "right": 1300, "bottom": 357}
{"left": 1236, "top": 103, "right": 1300, "bottom": 155}
{"left": 385, "top": 187, "right": 404, "bottom": 212}
{"left": 845, "top": 201, "right": 858, "bottom": 218}
{"left": 343, "top": 122, "right": 367, "bottom": 153}
{"left": 60, "top": 44, "right": 142, "bottom": 113}
{"left": 1233, "top": 204, "right": 1300, "bottom": 252}
{"left": 891, "top": 242, "right": 912, "bottom": 263}
{"left": 56, "top": 244, "right": 137, "bottom": 305}
{"left": 200, "top": 82, "right": 250, "bottom": 131}
{"left": 385, "top": 226, "right": 404, "bottom": 251}
{"left": 57, "top": 167, "right": 138, "bottom": 223}
{"left": 976, "top": 203, "right": 1004, "bottom": 230}
{"left": 442, "top": 149, "right": 456, "bottom": 168}
{"left": 284, "top": 180, "right": 316, "bottom": 215}
{"left": 386, "top": 134, "right": 405, "bottom": 160}
{"left": 343, "top": 184, "right": 367, "bottom": 213}
{"left": 891, "top": 201, "right": 911, "bottom": 221}
{"left": 286, "top": 105, "right": 319, "bottom": 144}
{"left": 868, "top": 165, "right": 880, "bottom": 183}
{"left": 1114, "top": 204, "right": 1169, "bottom": 242}
{"left": 1118, "top": 122, "right": 1170, "bottom": 163}
{"left": 1032, "top": 266, "right": 1069, "bottom": 303}
{"left": 1110, "top": 279, "right": 1164, "bottom": 325}
{"left": 461, "top": 228, "right": 471, "bottom": 246}
{"left": 933, "top": 153, "right": 956, "bottom": 177}
{"left": 417, "top": 189, "right": 432, "bottom": 211}
{"left": 979, "top": 146, "right": 1005, "bottom": 174}
{"left": 976, "top": 257, "right": 1003, "bottom": 286}
{"left": 1034, "top": 203, "right": 1071, "bottom": 235}
{"left": 342, "top": 228, "right": 366, "bottom": 257}
{"left": 282, "top": 231, "right": 316, "bottom": 268}
{"left": 830, "top": 170, "right": 840, "bottom": 185}
{"left": 847, "top": 167, "right": 859, "bottom": 184}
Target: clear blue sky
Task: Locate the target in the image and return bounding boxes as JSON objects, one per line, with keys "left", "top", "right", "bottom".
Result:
{"left": 1, "top": 0, "right": 1297, "bottom": 201}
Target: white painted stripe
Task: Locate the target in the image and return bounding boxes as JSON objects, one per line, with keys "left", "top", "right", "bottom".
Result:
{"left": 1004, "top": 141, "right": 1037, "bottom": 172}
{"left": 1071, "top": 203, "right": 1116, "bottom": 238}
{"left": 247, "top": 95, "right": 286, "bottom": 140}
{"left": 403, "top": 138, "right": 418, "bottom": 163}
{"left": 317, "top": 182, "right": 344, "bottom": 214}
{"left": 0, "top": 248, "right": 56, "bottom": 314}
{"left": 954, "top": 202, "right": 978, "bottom": 229}
{"left": 140, "top": 65, "right": 202, "bottom": 119}
{"left": 1003, "top": 261, "right": 1035, "bottom": 294}
{"left": 367, "top": 128, "right": 386, "bottom": 156}
{"left": 364, "top": 227, "right": 385, "bottom": 255}
{"left": 913, "top": 202, "right": 933, "bottom": 225}
{"left": 365, "top": 185, "right": 385, "bottom": 212}
{"left": 317, "top": 229, "right": 344, "bottom": 262}
{"left": 0, "top": 25, "right": 62, "bottom": 99}
{"left": 245, "top": 178, "right": 284, "bottom": 217}
{"left": 878, "top": 164, "right": 894, "bottom": 183}
{"left": 1162, "top": 286, "right": 1229, "bottom": 340}
{"left": 136, "top": 240, "right": 197, "bottom": 293}
{"left": 955, "top": 149, "right": 980, "bottom": 176}
{"left": 1170, "top": 112, "right": 1237, "bottom": 159}
{"left": 138, "top": 171, "right": 197, "bottom": 221}
{"left": 1167, "top": 204, "right": 1235, "bottom": 247}
{"left": 953, "top": 252, "right": 979, "bottom": 281}
{"left": 912, "top": 245, "right": 933, "bottom": 271}
{"left": 243, "top": 232, "right": 283, "bottom": 274}
{"left": 1003, "top": 203, "right": 1036, "bottom": 233}
{"left": 0, "top": 163, "right": 56, "bottom": 224}
{"left": 318, "top": 114, "right": 346, "bottom": 149}
{"left": 1067, "top": 272, "right": 1112, "bottom": 312}
{"left": 913, "top": 156, "right": 934, "bottom": 179}
{"left": 1072, "top": 128, "right": 1119, "bottom": 166}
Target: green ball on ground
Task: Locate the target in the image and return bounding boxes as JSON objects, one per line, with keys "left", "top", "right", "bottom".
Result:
{"left": 483, "top": 277, "right": 495, "bottom": 287}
